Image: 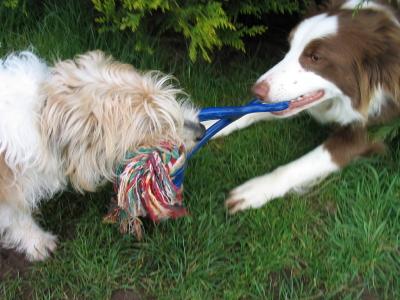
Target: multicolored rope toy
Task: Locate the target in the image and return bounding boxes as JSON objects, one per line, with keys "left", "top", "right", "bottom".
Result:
{"left": 103, "top": 142, "right": 187, "bottom": 239}
{"left": 104, "top": 99, "right": 289, "bottom": 238}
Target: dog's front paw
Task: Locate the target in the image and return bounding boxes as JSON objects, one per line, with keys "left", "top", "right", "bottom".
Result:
{"left": 225, "top": 173, "right": 286, "bottom": 214}
{"left": 24, "top": 230, "right": 58, "bottom": 261}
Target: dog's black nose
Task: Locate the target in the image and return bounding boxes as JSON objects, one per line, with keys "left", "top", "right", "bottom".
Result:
{"left": 196, "top": 123, "right": 206, "bottom": 141}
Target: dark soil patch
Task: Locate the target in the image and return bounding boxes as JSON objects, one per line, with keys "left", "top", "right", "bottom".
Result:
{"left": 361, "top": 290, "right": 381, "bottom": 300}
{"left": 111, "top": 289, "right": 146, "bottom": 300}
{"left": 0, "top": 247, "right": 31, "bottom": 281}
{"left": 0, "top": 247, "right": 35, "bottom": 299}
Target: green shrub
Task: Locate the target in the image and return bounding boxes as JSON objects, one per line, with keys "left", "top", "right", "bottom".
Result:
{"left": 2, "top": 0, "right": 20, "bottom": 9}
{"left": 5, "top": 1, "right": 379, "bottom": 62}
{"left": 1, "top": 0, "right": 33, "bottom": 18}
{"left": 91, "top": 0, "right": 310, "bottom": 62}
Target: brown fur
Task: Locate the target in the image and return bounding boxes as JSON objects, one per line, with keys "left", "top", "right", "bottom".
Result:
{"left": 299, "top": 2, "right": 400, "bottom": 165}
{"left": 0, "top": 155, "right": 13, "bottom": 203}
{"left": 324, "top": 125, "right": 385, "bottom": 166}
{"left": 261, "top": 1, "right": 400, "bottom": 169}
{"left": 299, "top": 7, "right": 400, "bottom": 119}
{"left": 0, "top": 155, "right": 26, "bottom": 211}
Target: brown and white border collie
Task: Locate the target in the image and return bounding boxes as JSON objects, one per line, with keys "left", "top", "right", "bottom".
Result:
{"left": 215, "top": 0, "right": 400, "bottom": 213}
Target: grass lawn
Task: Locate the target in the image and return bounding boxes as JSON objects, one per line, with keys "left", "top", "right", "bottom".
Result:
{"left": 1, "top": 1, "right": 399, "bottom": 299}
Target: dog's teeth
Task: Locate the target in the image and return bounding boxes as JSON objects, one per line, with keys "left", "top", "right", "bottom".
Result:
{"left": 297, "top": 95, "right": 304, "bottom": 101}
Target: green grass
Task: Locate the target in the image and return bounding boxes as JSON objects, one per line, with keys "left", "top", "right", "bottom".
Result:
{"left": 1, "top": 1, "right": 400, "bottom": 299}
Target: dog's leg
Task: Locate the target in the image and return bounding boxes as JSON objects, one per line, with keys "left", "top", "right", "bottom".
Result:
{"left": 226, "top": 144, "right": 339, "bottom": 213}
{"left": 226, "top": 126, "right": 383, "bottom": 213}
{"left": 0, "top": 175, "right": 57, "bottom": 261}
{"left": 202, "top": 112, "right": 276, "bottom": 138}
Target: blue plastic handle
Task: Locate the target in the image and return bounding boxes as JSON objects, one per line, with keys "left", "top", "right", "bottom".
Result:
{"left": 172, "top": 99, "right": 290, "bottom": 187}
{"left": 198, "top": 99, "right": 289, "bottom": 121}
{"left": 191, "top": 99, "right": 289, "bottom": 159}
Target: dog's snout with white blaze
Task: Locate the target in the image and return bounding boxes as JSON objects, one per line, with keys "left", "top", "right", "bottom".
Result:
{"left": 253, "top": 13, "right": 343, "bottom": 116}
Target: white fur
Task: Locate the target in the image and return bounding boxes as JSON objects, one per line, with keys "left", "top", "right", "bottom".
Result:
{"left": 257, "top": 14, "right": 340, "bottom": 107}
{"left": 307, "top": 96, "right": 364, "bottom": 125}
{"left": 226, "top": 145, "right": 339, "bottom": 213}
{"left": 0, "top": 51, "right": 49, "bottom": 169}
{"left": 0, "top": 203, "right": 57, "bottom": 261}
{"left": 0, "top": 50, "right": 200, "bottom": 260}
{"left": 0, "top": 52, "right": 65, "bottom": 207}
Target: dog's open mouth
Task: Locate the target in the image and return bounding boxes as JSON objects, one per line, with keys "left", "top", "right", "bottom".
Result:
{"left": 272, "top": 90, "right": 325, "bottom": 115}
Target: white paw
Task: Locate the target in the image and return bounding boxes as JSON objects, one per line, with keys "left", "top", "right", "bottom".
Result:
{"left": 225, "top": 173, "right": 286, "bottom": 214}
{"left": 24, "top": 230, "right": 58, "bottom": 261}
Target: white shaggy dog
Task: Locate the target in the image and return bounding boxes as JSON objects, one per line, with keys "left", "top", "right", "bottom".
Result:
{"left": 0, "top": 50, "right": 204, "bottom": 261}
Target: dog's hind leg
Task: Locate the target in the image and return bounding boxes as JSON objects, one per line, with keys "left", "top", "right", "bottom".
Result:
{"left": 0, "top": 160, "right": 57, "bottom": 261}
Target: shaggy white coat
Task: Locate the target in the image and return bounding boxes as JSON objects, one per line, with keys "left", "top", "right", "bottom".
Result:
{"left": 0, "top": 51, "right": 200, "bottom": 260}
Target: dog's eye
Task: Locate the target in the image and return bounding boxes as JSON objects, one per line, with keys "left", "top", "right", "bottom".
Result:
{"left": 311, "top": 54, "right": 320, "bottom": 62}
